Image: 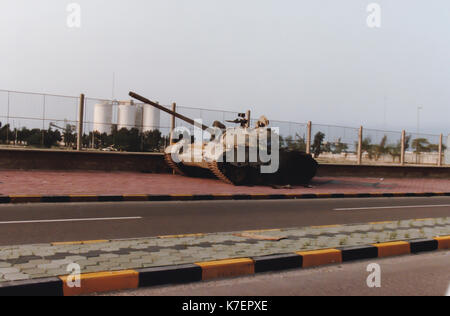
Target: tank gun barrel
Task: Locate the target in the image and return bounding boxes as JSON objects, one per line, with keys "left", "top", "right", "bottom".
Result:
{"left": 129, "top": 91, "right": 211, "bottom": 132}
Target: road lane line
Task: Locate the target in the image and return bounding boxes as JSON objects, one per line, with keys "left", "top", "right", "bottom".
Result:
{"left": 334, "top": 204, "right": 450, "bottom": 211}
{"left": 0, "top": 217, "right": 142, "bottom": 225}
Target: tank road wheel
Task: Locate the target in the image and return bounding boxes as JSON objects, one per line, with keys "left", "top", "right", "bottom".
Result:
{"left": 207, "top": 149, "right": 262, "bottom": 186}
{"left": 208, "top": 162, "right": 233, "bottom": 185}
{"left": 207, "top": 161, "right": 251, "bottom": 186}
{"left": 222, "top": 165, "right": 250, "bottom": 186}
{"left": 164, "top": 153, "right": 186, "bottom": 176}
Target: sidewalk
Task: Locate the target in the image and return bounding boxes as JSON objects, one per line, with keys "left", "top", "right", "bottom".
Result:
{"left": 0, "top": 217, "right": 449, "bottom": 284}
{"left": 1, "top": 170, "right": 450, "bottom": 196}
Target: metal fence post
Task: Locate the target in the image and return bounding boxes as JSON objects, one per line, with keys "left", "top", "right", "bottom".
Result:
{"left": 357, "top": 126, "right": 363, "bottom": 165}
{"left": 77, "top": 94, "right": 85, "bottom": 151}
{"left": 438, "top": 133, "right": 443, "bottom": 167}
{"left": 401, "top": 130, "right": 406, "bottom": 165}
{"left": 306, "top": 121, "right": 312, "bottom": 155}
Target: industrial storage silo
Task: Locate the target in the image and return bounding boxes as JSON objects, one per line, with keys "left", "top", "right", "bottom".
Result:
{"left": 135, "top": 105, "right": 144, "bottom": 132}
{"left": 93, "top": 102, "right": 113, "bottom": 134}
{"left": 142, "top": 103, "right": 161, "bottom": 132}
{"left": 117, "top": 101, "right": 137, "bottom": 130}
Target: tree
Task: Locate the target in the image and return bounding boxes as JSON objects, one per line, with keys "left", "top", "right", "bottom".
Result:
{"left": 0, "top": 122, "right": 170, "bottom": 152}
{"left": 373, "top": 135, "right": 389, "bottom": 160}
{"left": 26, "top": 129, "right": 43, "bottom": 147}
{"left": 43, "top": 129, "right": 62, "bottom": 148}
{"left": 26, "top": 128, "right": 61, "bottom": 148}
{"left": 142, "top": 129, "right": 165, "bottom": 152}
{"left": 404, "top": 135, "right": 412, "bottom": 151}
{"left": 111, "top": 128, "right": 141, "bottom": 152}
{"left": 427, "top": 143, "right": 447, "bottom": 152}
{"left": 0, "top": 123, "right": 12, "bottom": 144}
{"left": 311, "top": 132, "right": 325, "bottom": 158}
{"left": 412, "top": 138, "right": 431, "bottom": 153}
{"left": 322, "top": 142, "right": 332, "bottom": 153}
{"left": 331, "top": 138, "right": 348, "bottom": 154}
{"left": 62, "top": 125, "right": 76, "bottom": 148}
{"left": 279, "top": 133, "right": 307, "bottom": 152}
{"left": 359, "top": 137, "right": 374, "bottom": 159}
{"left": 280, "top": 133, "right": 307, "bottom": 152}
{"left": 16, "top": 127, "right": 31, "bottom": 144}
{"left": 385, "top": 135, "right": 411, "bottom": 163}
{"left": 293, "top": 134, "right": 307, "bottom": 152}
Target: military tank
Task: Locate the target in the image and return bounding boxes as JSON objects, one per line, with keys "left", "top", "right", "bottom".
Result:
{"left": 130, "top": 92, "right": 318, "bottom": 186}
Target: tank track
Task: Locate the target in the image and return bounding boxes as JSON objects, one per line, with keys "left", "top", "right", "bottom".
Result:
{"left": 207, "top": 161, "right": 234, "bottom": 185}
{"left": 165, "top": 150, "right": 318, "bottom": 186}
{"left": 164, "top": 153, "right": 186, "bottom": 176}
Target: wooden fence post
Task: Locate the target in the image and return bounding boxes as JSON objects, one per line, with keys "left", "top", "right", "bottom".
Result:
{"left": 401, "top": 130, "right": 406, "bottom": 165}
{"left": 357, "top": 126, "right": 363, "bottom": 165}
{"left": 438, "top": 133, "right": 443, "bottom": 167}
{"left": 306, "top": 121, "right": 312, "bottom": 155}
{"left": 77, "top": 94, "right": 85, "bottom": 151}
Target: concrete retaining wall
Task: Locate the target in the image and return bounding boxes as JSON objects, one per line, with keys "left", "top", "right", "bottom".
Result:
{"left": 0, "top": 148, "right": 170, "bottom": 173}
{"left": 319, "top": 152, "right": 443, "bottom": 165}
{"left": 0, "top": 148, "right": 449, "bottom": 179}
{"left": 317, "top": 163, "right": 450, "bottom": 179}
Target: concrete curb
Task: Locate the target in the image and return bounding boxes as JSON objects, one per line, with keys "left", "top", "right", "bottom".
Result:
{"left": 0, "top": 192, "right": 449, "bottom": 204}
{"left": 0, "top": 236, "right": 448, "bottom": 296}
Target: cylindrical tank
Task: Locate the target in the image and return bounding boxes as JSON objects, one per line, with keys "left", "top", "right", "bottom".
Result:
{"left": 93, "top": 102, "right": 113, "bottom": 134}
{"left": 142, "top": 104, "right": 161, "bottom": 132}
{"left": 135, "top": 105, "right": 144, "bottom": 132}
{"left": 117, "top": 102, "right": 137, "bottom": 130}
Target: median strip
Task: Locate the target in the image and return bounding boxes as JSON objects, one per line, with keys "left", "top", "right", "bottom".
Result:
{"left": 435, "top": 236, "right": 450, "bottom": 249}
{"left": 195, "top": 258, "right": 255, "bottom": 281}
{"left": 296, "top": 249, "right": 342, "bottom": 268}
{"left": 59, "top": 270, "right": 139, "bottom": 296}
{"left": 0, "top": 218, "right": 448, "bottom": 296}
{"left": 0, "top": 236, "right": 448, "bottom": 296}
{"left": 372, "top": 241, "right": 411, "bottom": 258}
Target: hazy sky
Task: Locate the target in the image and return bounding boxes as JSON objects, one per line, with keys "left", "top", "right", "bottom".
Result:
{"left": 1, "top": 0, "right": 449, "bottom": 134}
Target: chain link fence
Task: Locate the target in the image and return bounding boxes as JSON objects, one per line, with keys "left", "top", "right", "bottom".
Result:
{"left": 0, "top": 89, "right": 448, "bottom": 166}
{"left": 405, "top": 132, "right": 443, "bottom": 165}
{"left": 0, "top": 90, "right": 80, "bottom": 149}
{"left": 360, "top": 128, "right": 404, "bottom": 165}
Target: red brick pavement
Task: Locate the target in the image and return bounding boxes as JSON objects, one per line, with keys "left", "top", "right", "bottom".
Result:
{"left": 0, "top": 170, "right": 449, "bottom": 196}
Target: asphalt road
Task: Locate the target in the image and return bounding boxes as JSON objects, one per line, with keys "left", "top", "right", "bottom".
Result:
{"left": 105, "top": 250, "right": 450, "bottom": 296}
{"left": 0, "top": 197, "right": 449, "bottom": 245}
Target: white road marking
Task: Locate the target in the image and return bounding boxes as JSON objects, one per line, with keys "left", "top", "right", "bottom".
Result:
{"left": 446, "top": 284, "right": 450, "bottom": 297}
{"left": 334, "top": 204, "right": 450, "bottom": 211}
{"left": 0, "top": 217, "right": 142, "bottom": 225}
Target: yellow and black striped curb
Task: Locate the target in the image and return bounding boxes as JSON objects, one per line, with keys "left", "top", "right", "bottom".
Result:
{"left": 0, "top": 236, "right": 448, "bottom": 296}
{"left": 1, "top": 192, "right": 450, "bottom": 204}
